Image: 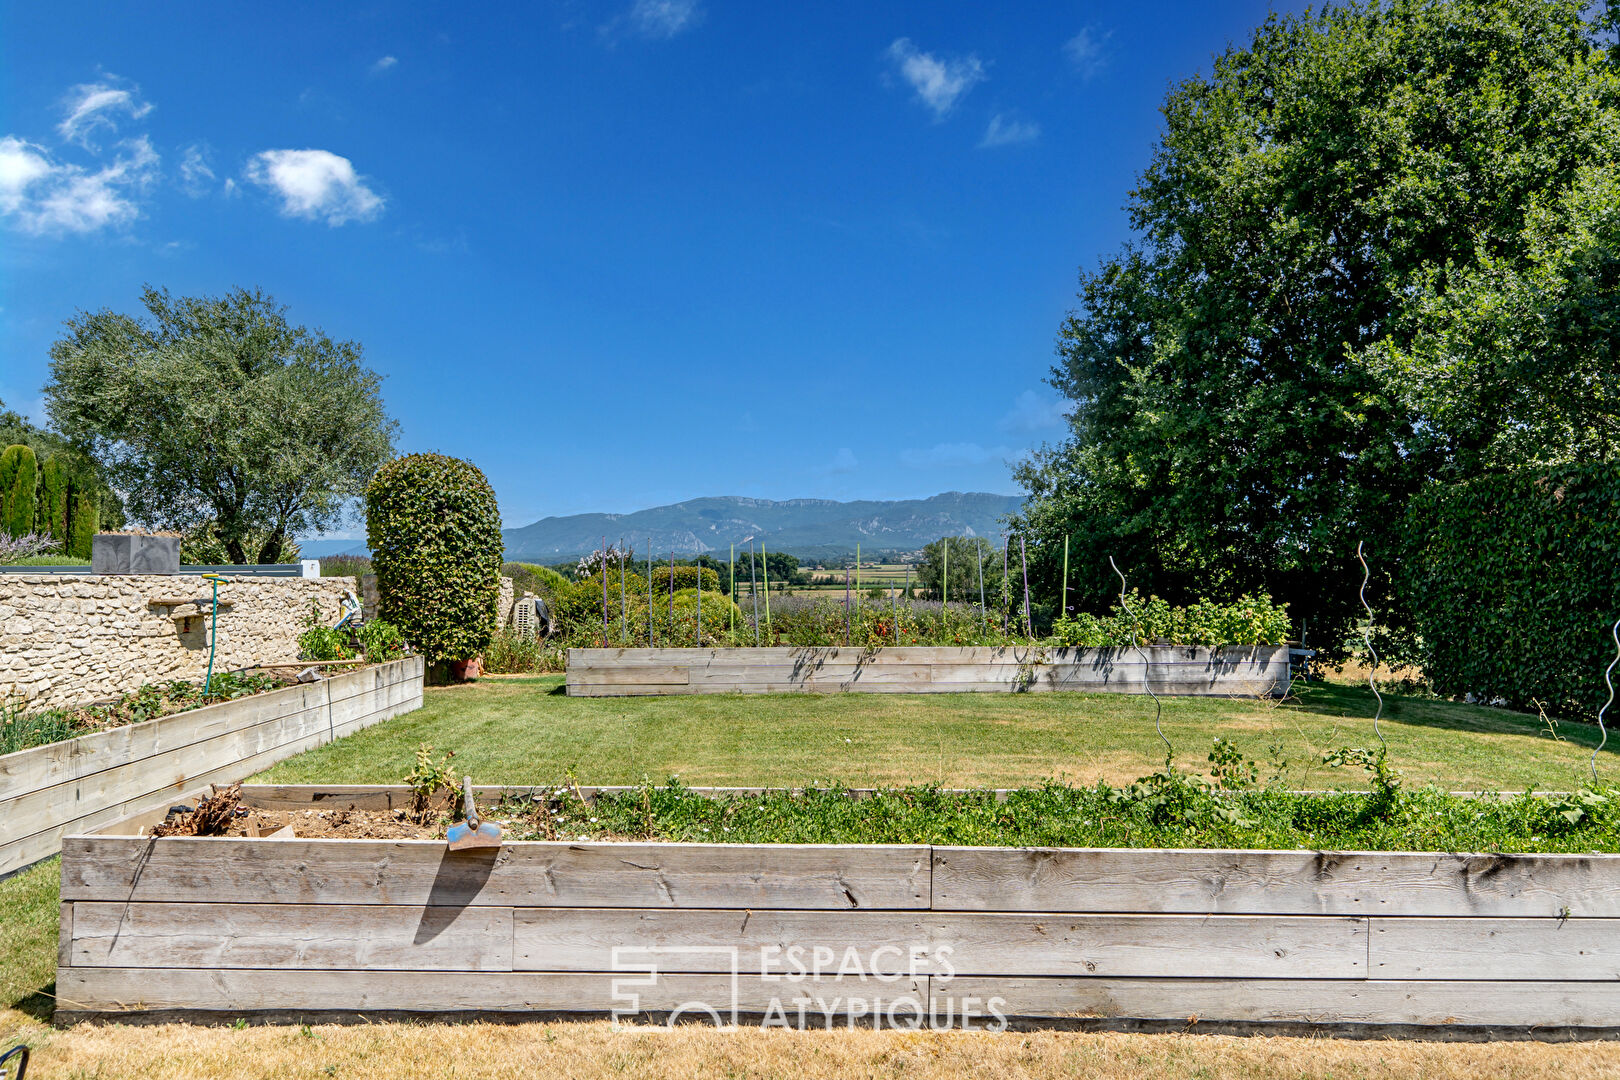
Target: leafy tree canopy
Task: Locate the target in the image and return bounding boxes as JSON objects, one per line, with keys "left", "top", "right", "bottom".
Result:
{"left": 46, "top": 286, "right": 397, "bottom": 564}
{"left": 1013, "top": 0, "right": 1620, "bottom": 652}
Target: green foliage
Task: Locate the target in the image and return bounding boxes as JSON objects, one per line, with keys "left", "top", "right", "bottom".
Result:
{"left": 37, "top": 455, "right": 68, "bottom": 543}
{"left": 366, "top": 453, "right": 503, "bottom": 663}
{"left": 482, "top": 627, "right": 547, "bottom": 673}
{"left": 354, "top": 619, "right": 406, "bottom": 661}
{"left": 403, "top": 742, "right": 458, "bottom": 822}
{"left": 181, "top": 521, "right": 302, "bottom": 565}
{"left": 0, "top": 444, "right": 38, "bottom": 537}
{"left": 1051, "top": 591, "right": 1292, "bottom": 647}
{"left": 500, "top": 778, "right": 1620, "bottom": 854}
{"left": 1, "top": 672, "right": 280, "bottom": 755}
{"left": 915, "top": 536, "right": 1001, "bottom": 603}
{"left": 503, "top": 561, "right": 570, "bottom": 599}
{"left": 298, "top": 623, "right": 356, "bottom": 662}
{"left": 1012, "top": 0, "right": 1620, "bottom": 656}
{"left": 45, "top": 285, "right": 396, "bottom": 564}
{"left": 320, "top": 554, "right": 373, "bottom": 578}
{"left": 67, "top": 480, "right": 99, "bottom": 559}
{"left": 1403, "top": 463, "right": 1620, "bottom": 720}
{"left": 0, "top": 397, "right": 123, "bottom": 542}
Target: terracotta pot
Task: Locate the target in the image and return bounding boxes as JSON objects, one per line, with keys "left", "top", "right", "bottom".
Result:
{"left": 449, "top": 657, "right": 482, "bottom": 682}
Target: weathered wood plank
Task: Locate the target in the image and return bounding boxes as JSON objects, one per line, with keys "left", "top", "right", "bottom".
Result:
{"left": 931, "top": 847, "right": 1620, "bottom": 917}
{"left": 934, "top": 977, "right": 1620, "bottom": 1028}
{"left": 61, "top": 839, "right": 932, "bottom": 909}
{"left": 513, "top": 910, "right": 1364, "bottom": 978}
{"left": 1371, "top": 917, "right": 1620, "bottom": 980}
{"left": 69, "top": 901, "right": 514, "bottom": 971}
{"left": 54, "top": 968, "right": 928, "bottom": 1018}
{"left": 0, "top": 658, "right": 419, "bottom": 798}
{"left": 9, "top": 673, "right": 418, "bottom": 846}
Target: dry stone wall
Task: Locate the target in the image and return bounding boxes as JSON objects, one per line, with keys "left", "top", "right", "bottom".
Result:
{"left": 0, "top": 574, "right": 358, "bottom": 710}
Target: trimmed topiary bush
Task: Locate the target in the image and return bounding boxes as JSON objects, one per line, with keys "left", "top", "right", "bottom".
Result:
{"left": 366, "top": 453, "right": 503, "bottom": 664}
{"left": 1403, "top": 463, "right": 1620, "bottom": 721}
{"left": 0, "top": 444, "right": 38, "bottom": 538}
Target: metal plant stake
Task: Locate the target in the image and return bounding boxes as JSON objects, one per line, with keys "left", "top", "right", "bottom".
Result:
{"left": 1112, "top": 556, "right": 1170, "bottom": 763}
{"left": 669, "top": 552, "right": 676, "bottom": 643}
{"left": 749, "top": 542, "right": 760, "bottom": 646}
{"left": 1594, "top": 617, "right": 1619, "bottom": 784}
{"left": 695, "top": 553, "right": 702, "bottom": 647}
{"left": 618, "top": 539, "right": 627, "bottom": 644}
{"left": 1002, "top": 538, "right": 1010, "bottom": 633}
{"left": 600, "top": 536, "right": 609, "bottom": 643}
{"left": 1019, "top": 536, "right": 1032, "bottom": 638}
{"left": 977, "top": 538, "right": 987, "bottom": 634}
{"left": 647, "top": 541, "right": 654, "bottom": 647}
{"left": 1356, "top": 541, "right": 1387, "bottom": 753}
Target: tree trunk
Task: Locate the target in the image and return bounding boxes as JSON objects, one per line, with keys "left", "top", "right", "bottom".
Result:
{"left": 256, "top": 532, "right": 284, "bottom": 565}
{"left": 224, "top": 535, "right": 249, "bottom": 565}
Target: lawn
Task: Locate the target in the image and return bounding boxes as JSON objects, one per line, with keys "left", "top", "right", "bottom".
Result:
{"left": 6, "top": 677, "right": 1615, "bottom": 1064}
{"left": 253, "top": 675, "right": 1612, "bottom": 792}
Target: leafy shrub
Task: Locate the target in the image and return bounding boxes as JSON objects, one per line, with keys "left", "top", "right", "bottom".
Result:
{"left": 366, "top": 453, "right": 503, "bottom": 663}
{"left": 1403, "top": 464, "right": 1620, "bottom": 720}
{"left": 483, "top": 628, "right": 544, "bottom": 673}
{"left": 355, "top": 619, "right": 406, "bottom": 661}
{"left": 503, "top": 561, "right": 571, "bottom": 599}
{"left": 1051, "top": 591, "right": 1291, "bottom": 647}
{"left": 404, "top": 743, "right": 458, "bottom": 823}
{"left": 0, "top": 532, "right": 61, "bottom": 565}
{"left": 321, "top": 554, "right": 373, "bottom": 578}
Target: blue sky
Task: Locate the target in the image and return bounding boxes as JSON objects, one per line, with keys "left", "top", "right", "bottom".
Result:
{"left": 1, "top": 1, "right": 1289, "bottom": 534}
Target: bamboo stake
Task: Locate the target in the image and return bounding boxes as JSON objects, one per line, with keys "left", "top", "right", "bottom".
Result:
{"left": 761, "top": 542, "right": 772, "bottom": 638}
{"left": 695, "top": 552, "right": 702, "bottom": 647}
{"left": 729, "top": 543, "right": 736, "bottom": 639}
{"left": 977, "top": 536, "right": 986, "bottom": 634}
{"left": 1061, "top": 534, "right": 1070, "bottom": 621}
{"left": 1002, "top": 537, "right": 1010, "bottom": 633}
{"left": 749, "top": 542, "right": 760, "bottom": 646}
{"left": 941, "top": 537, "right": 949, "bottom": 607}
{"left": 668, "top": 552, "right": 675, "bottom": 642}
{"left": 647, "top": 541, "right": 654, "bottom": 647}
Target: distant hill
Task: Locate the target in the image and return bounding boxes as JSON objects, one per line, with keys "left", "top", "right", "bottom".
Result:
{"left": 501, "top": 492, "right": 1025, "bottom": 564}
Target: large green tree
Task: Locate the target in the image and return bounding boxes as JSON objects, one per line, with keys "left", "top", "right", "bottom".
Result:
{"left": 1012, "top": 0, "right": 1620, "bottom": 652}
{"left": 46, "top": 286, "right": 398, "bottom": 564}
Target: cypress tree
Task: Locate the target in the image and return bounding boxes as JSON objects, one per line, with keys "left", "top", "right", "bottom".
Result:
{"left": 0, "top": 444, "right": 38, "bottom": 537}
{"left": 38, "top": 455, "right": 69, "bottom": 543}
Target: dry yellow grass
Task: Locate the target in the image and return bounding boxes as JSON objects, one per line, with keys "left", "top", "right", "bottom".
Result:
{"left": 10, "top": 1021, "right": 1619, "bottom": 1079}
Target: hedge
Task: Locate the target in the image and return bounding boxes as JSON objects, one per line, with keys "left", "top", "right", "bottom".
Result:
{"left": 0, "top": 444, "right": 37, "bottom": 538}
{"left": 365, "top": 453, "right": 503, "bottom": 663}
{"left": 1403, "top": 464, "right": 1620, "bottom": 720}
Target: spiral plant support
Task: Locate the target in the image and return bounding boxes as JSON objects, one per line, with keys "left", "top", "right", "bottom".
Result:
{"left": 1111, "top": 556, "right": 1170, "bottom": 762}
{"left": 1356, "top": 541, "right": 1387, "bottom": 754}
{"left": 1593, "top": 617, "right": 1618, "bottom": 785}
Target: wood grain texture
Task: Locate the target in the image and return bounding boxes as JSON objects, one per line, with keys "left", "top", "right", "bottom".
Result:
{"left": 1371, "top": 917, "right": 1620, "bottom": 980}
{"left": 69, "top": 901, "right": 514, "bottom": 971}
{"left": 1, "top": 656, "right": 422, "bottom": 877}
{"left": 54, "top": 967, "right": 928, "bottom": 1018}
{"left": 936, "top": 977, "right": 1620, "bottom": 1028}
{"left": 565, "top": 646, "right": 1288, "bottom": 698}
{"left": 931, "top": 847, "right": 1620, "bottom": 917}
{"left": 513, "top": 909, "right": 1364, "bottom": 978}
{"left": 60, "top": 838, "right": 932, "bottom": 910}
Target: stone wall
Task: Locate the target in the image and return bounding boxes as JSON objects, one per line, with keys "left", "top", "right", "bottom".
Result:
{"left": 0, "top": 574, "right": 358, "bottom": 710}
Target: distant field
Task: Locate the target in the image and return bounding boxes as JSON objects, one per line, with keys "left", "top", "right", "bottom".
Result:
{"left": 807, "top": 563, "right": 914, "bottom": 592}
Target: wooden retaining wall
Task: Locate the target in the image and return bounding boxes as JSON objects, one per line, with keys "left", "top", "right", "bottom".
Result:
{"left": 566, "top": 645, "right": 1291, "bottom": 697}
{"left": 54, "top": 784, "right": 1620, "bottom": 1033}
{"left": 0, "top": 657, "right": 423, "bottom": 879}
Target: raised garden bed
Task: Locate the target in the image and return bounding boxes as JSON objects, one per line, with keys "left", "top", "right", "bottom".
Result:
{"left": 54, "top": 782, "right": 1620, "bottom": 1034}
{"left": 566, "top": 645, "right": 1291, "bottom": 697}
{"left": 0, "top": 657, "right": 423, "bottom": 878}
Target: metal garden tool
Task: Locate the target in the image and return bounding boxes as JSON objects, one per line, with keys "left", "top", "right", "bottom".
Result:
{"left": 446, "top": 776, "right": 502, "bottom": 852}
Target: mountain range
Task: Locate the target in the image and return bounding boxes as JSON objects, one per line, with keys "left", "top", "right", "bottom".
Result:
{"left": 500, "top": 492, "right": 1025, "bottom": 565}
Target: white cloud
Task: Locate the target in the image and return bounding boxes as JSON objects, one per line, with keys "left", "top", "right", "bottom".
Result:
{"left": 1063, "top": 28, "right": 1109, "bottom": 79}
{"left": 629, "top": 0, "right": 701, "bottom": 38}
{"left": 999, "top": 390, "right": 1072, "bottom": 433}
{"left": 178, "top": 144, "right": 215, "bottom": 196}
{"left": 818, "top": 448, "right": 859, "bottom": 476}
{"left": 886, "top": 38, "right": 985, "bottom": 119}
{"left": 243, "top": 149, "right": 383, "bottom": 225}
{"left": 901, "top": 442, "right": 1013, "bottom": 469}
{"left": 58, "top": 77, "right": 153, "bottom": 148}
{"left": 980, "top": 114, "right": 1040, "bottom": 148}
{"left": 370, "top": 55, "right": 399, "bottom": 75}
{"left": 0, "top": 134, "right": 159, "bottom": 234}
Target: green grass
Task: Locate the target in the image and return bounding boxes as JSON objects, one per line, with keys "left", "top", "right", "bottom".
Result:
{"left": 1, "top": 858, "right": 60, "bottom": 1038}
{"left": 255, "top": 675, "right": 1614, "bottom": 792}
{"left": 5, "top": 554, "right": 83, "bottom": 566}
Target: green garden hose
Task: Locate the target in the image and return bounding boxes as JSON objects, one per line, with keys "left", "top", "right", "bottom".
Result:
{"left": 201, "top": 573, "right": 227, "bottom": 697}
